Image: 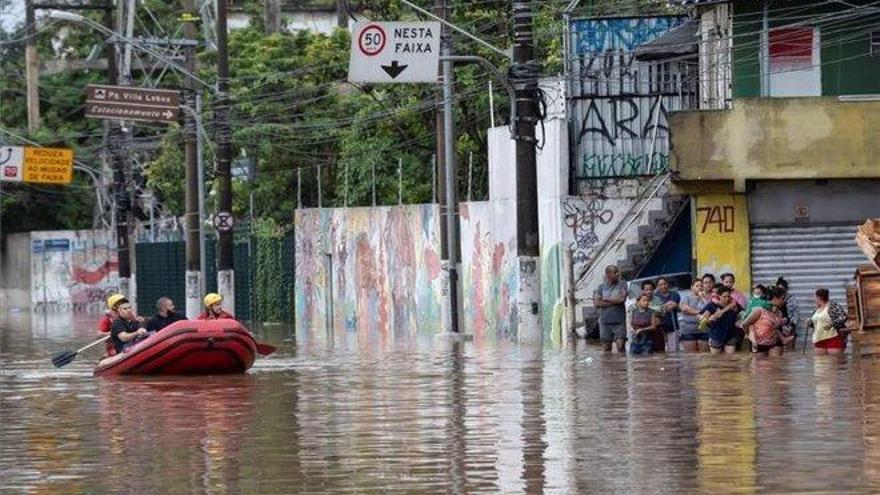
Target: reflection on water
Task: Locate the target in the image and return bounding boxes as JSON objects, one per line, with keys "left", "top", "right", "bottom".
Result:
{"left": 2, "top": 313, "right": 880, "bottom": 493}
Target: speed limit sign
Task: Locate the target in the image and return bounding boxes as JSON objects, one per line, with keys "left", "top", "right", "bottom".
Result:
{"left": 358, "top": 24, "right": 386, "bottom": 56}
{"left": 347, "top": 21, "right": 440, "bottom": 83}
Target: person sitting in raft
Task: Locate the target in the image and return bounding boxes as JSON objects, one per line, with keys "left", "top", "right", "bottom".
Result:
{"left": 146, "top": 297, "right": 187, "bottom": 332}
{"left": 110, "top": 297, "right": 149, "bottom": 353}
{"left": 198, "top": 293, "right": 235, "bottom": 320}
{"left": 98, "top": 293, "right": 124, "bottom": 333}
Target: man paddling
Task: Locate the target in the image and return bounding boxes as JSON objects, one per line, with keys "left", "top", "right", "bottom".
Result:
{"left": 198, "top": 293, "right": 235, "bottom": 320}
{"left": 109, "top": 297, "right": 149, "bottom": 354}
{"left": 147, "top": 297, "right": 187, "bottom": 332}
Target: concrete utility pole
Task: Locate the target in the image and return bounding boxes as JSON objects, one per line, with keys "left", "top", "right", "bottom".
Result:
{"left": 264, "top": 0, "right": 281, "bottom": 34}
{"left": 336, "top": 0, "right": 348, "bottom": 29}
{"left": 215, "top": 0, "right": 235, "bottom": 312}
{"left": 183, "top": 0, "right": 201, "bottom": 318}
{"left": 434, "top": 0, "right": 460, "bottom": 334}
{"left": 512, "top": 0, "right": 542, "bottom": 343}
{"left": 25, "top": 0, "right": 40, "bottom": 133}
{"left": 110, "top": 0, "right": 136, "bottom": 306}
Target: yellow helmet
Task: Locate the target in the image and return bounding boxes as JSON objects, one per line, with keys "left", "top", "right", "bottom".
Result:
{"left": 107, "top": 293, "right": 126, "bottom": 310}
{"left": 203, "top": 293, "right": 223, "bottom": 307}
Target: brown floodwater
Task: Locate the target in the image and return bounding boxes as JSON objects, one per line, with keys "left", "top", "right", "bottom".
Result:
{"left": 3, "top": 310, "right": 880, "bottom": 494}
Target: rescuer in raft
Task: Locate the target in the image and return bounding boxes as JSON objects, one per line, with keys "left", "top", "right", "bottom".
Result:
{"left": 198, "top": 293, "right": 235, "bottom": 320}
{"left": 109, "top": 296, "right": 150, "bottom": 353}
{"left": 98, "top": 294, "right": 124, "bottom": 333}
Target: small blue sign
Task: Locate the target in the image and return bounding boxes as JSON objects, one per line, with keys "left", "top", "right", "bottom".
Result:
{"left": 32, "top": 239, "right": 70, "bottom": 253}
{"left": 45, "top": 239, "right": 70, "bottom": 251}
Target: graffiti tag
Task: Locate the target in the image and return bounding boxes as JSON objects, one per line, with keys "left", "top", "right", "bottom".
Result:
{"left": 579, "top": 152, "right": 669, "bottom": 179}
{"left": 570, "top": 16, "right": 685, "bottom": 54}
{"left": 563, "top": 198, "right": 615, "bottom": 265}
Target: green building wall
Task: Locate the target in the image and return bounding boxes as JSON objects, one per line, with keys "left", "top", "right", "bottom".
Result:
{"left": 732, "top": 0, "right": 880, "bottom": 98}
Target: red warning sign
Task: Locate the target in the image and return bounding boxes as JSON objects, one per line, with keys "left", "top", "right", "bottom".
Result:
{"left": 358, "top": 24, "right": 386, "bottom": 57}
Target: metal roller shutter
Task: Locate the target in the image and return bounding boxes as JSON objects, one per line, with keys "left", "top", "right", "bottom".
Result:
{"left": 751, "top": 224, "right": 864, "bottom": 323}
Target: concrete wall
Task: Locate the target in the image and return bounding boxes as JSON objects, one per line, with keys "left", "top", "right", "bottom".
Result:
{"left": 459, "top": 201, "right": 518, "bottom": 339}
{"left": 568, "top": 15, "right": 694, "bottom": 183}
{"left": 30, "top": 230, "right": 118, "bottom": 313}
{"left": 294, "top": 205, "right": 442, "bottom": 339}
{"left": 458, "top": 117, "right": 571, "bottom": 341}
{"left": 1, "top": 233, "right": 33, "bottom": 308}
{"left": 694, "top": 194, "right": 752, "bottom": 290}
{"left": 670, "top": 97, "right": 880, "bottom": 190}
{"left": 747, "top": 179, "right": 880, "bottom": 226}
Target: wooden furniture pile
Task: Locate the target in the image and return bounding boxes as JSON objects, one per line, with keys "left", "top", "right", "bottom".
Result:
{"left": 849, "top": 219, "right": 880, "bottom": 335}
{"left": 856, "top": 219, "right": 880, "bottom": 270}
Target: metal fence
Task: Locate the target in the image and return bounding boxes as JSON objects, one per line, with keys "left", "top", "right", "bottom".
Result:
{"left": 135, "top": 233, "right": 294, "bottom": 325}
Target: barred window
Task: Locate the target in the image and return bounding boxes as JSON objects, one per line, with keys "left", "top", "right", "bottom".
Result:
{"left": 873, "top": 30, "right": 880, "bottom": 57}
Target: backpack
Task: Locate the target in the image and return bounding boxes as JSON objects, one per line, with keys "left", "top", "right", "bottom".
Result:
{"left": 828, "top": 301, "right": 848, "bottom": 331}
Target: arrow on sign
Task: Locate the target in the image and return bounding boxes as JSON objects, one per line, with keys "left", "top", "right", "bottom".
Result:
{"left": 163, "top": 109, "right": 174, "bottom": 120}
{"left": 381, "top": 60, "right": 408, "bottom": 79}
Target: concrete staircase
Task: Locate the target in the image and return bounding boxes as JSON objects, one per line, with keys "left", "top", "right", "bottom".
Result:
{"left": 573, "top": 174, "right": 687, "bottom": 328}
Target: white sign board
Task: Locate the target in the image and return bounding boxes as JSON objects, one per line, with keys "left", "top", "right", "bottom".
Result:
{"left": 348, "top": 21, "right": 441, "bottom": 83}
{"left": 0, "top": 146, "right": 24, "bottom": 182}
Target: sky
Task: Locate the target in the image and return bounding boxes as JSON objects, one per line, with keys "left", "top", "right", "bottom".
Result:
{"left": 1, "top": 0, "right": 25, "bottom": 32}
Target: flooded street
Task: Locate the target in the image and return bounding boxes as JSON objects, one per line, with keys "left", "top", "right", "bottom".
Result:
{"left": 3, "top": 313, "right": 880, "bottom": 493}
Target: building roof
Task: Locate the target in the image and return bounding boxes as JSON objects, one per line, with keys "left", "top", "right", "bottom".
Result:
{"left": 634, "top": 19, "right": 699, "bottom": 60}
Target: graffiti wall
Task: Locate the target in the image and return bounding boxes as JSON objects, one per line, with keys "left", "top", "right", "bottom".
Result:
{"left": 294, "top": 205, "right": 443, "bottom": 339}
{"left": 30, "top": 230, "right": 118, "bottom": 312}
{"left": 459, "top": 201, "right": 518, "bottom": 339}
{"left": 569, "top": 16, "right": 696, "bottom": 185}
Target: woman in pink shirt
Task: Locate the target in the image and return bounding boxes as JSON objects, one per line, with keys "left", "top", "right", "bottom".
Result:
{"left": 741, "top": 287, "right": 787, "bottom": 355}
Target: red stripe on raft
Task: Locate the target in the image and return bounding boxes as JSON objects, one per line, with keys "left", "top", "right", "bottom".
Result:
{"left": 94, "top": 319, "right": 258, "bottom": 376}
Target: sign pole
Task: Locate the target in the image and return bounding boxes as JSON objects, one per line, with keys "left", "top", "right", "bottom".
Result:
{"left": 441, "top": 6, "right": 460, "bottom": 334}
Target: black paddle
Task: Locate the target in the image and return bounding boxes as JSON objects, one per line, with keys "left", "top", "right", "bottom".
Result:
{"left": 52, "top": 335, "right": 110, "bottom": 368}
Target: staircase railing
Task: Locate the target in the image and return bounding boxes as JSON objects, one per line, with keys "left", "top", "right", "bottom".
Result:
{"left": 575, "top": 171, "right": 672, "bottom": 290}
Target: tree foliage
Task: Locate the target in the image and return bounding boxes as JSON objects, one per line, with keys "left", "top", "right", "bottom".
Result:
{"left": 1, "top": 1, "right": 671, "bottom": 232}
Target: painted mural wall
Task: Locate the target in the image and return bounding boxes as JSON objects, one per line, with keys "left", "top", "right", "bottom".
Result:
{"left": 459, "top": 201, "right": 518, "bottom": 339}
{"left": 569, "top": 15, "right": 695, "bottom": 186}
{"left": 30, "top": 230, "right": 118, "bottom": 312}
{"left": 294, "top": 205, "right": 443, "bottom": 339}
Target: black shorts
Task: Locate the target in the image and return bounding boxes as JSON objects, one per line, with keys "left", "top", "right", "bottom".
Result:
{"left": 680, "top": 333, "right": 709, "bottom": 342}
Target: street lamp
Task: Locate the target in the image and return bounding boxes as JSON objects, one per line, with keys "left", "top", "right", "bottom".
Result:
{"left": 47, "top": 10, "right": 214, "bottom": 90}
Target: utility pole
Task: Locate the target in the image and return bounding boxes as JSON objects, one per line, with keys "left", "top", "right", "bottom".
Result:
{"left": 336, "top": 0, "right": 348, "bottom": 29}
{"left": 183, "top": 0, "right": 201, "bottom": 318}
{"left": 215, "top": 0, "right": 235, "bottom": 313}
{"left": 25, "top": 0, "right": 40, "bottom": 133}
{"left": 434, "top": 0, "right": 459, "bottom": 334}
{"left": 512, "top": 0, "right": 542, "bottom": 342}
{"left": 265, "top": 0, "right": 281, "bottom": 34}
{"left": 109, "top": 0, "right": 135, "bottom": 306}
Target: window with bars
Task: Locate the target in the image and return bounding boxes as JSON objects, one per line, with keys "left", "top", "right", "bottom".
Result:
{"left": 872, "top": 30, "right": 880, "bottom": 57}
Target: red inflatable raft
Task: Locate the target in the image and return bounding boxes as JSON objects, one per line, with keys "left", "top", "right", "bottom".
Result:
{"left": 94, "top": 319, "right": 257, "bottom": 376}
